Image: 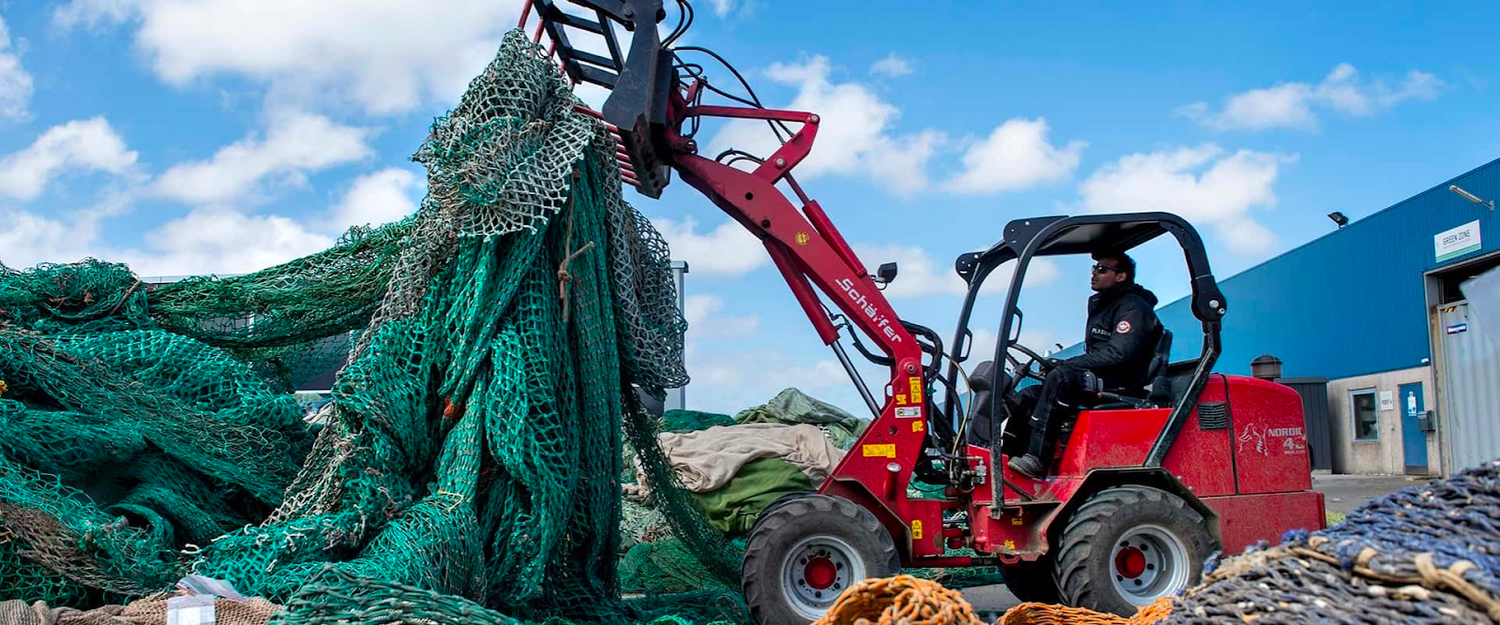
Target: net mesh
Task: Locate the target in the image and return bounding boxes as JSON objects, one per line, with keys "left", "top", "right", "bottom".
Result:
{"left": 0, "top": 28, "right": 741, "bottom": 624}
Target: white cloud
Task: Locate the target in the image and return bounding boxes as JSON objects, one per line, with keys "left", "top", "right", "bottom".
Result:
{"left": 153, "top": 111, "right": 374, "bottom": 205}
{"left": 869, "top": 52, "right": 913, "bottom": 78}
{"left": 766, "top": 359, "right": 848, "bottom": 389}
{"left": 0, "top": 160, "right": 422, "bottom": 276}
{"left": 0, "top": 211, "right": 102, "bottom": 270}
{"left": 119, "top": 208, "right": 336, "bottom": 276}
{"left": 131, "top": 163, "right": 429, "bottom": 276}
{"left": 966, "top": 328, "right": 1064, "bottom": 369}
{"left": 52, "top": 0, "right": 140, "bottom": 31}
{"left": 1219, "top": 218, "right": 1278, "bottom": 256}
{"left": 709, "top": 0, "right": 737, "bottom": 18}
{"left": 684, "top": 294, "right": 760, "bottom": 340}
{"left": 1078, "top": 144, "right": 1294, "bottom": 255}
{"left": 689, "top": 363, "right": 854, "bottom": 415}
{"left": 945, "top": 117, "right": 1085, "bottom": 195}
{"left": 1016, "top": 258, "right": 1062, "bottom": 289}
{"left": 651, "top": 216, "right": 767, "bottom": 277}
{"left": 1180, "top": 63, "right": 1444, "bottom": 131}
{"left": 0, "top": 17, "right": 34, "bottom": 120}
{"left": 327, "top": 167, "right": 421, "bottom": 232}
{"left": 707, "top": 55, "right": 944, "bottom": 195}
{"left": 0, "top": 191, "right": 131, "bottom": 270}
{"left": 865, "top": 130, "right": 946, "bottom": 196}
{"left": 854, "top": 243, "right": 968, "bottom": 299}
{"left": 852, "top": 243, "right": 1059, "bottom": 300}
{"left": 967, "top": 329, "right": 1000, "bottom": 366}
{"left": 53, "top": 0, "right": 520, "bottom": 115}
{"left": 686, "top": 348, "right": 847, "bottom": 405}
{"left": 0, "top": 118, "right": 139, "bottom": 201}
{"left": 1021, "top": 329, "right": 1063, "bottom": 356}
{"left": 679, "top": 308, "right": 851, "bottom": 414}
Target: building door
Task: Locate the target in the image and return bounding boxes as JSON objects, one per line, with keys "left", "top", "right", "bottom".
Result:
{"left": 1398, "top": 382, "right": 1426, "bottom": 475}
{"left": 1439, "top": 301, "right": 1500, "bottom": 473}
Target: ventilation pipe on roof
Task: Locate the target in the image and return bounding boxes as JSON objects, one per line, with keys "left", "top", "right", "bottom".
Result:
{"left": 1251, "top": 354, "right": 1283, "bottom": 380}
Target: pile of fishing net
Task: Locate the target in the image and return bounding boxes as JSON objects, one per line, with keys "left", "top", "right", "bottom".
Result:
{"left": 617, "top": 394, "right": 856, "bottom": 597}
{"left": 615, "top": 392, "right": 1007, "bottom": 598}
{"left": 996, "top": 458, "right": 1500, "bottom": 624}
{"left": 1160, "top": 458, "right": 1500, "bottom": 624}
{"left": 0, "top": 27, "right": 747, "bottom": 625}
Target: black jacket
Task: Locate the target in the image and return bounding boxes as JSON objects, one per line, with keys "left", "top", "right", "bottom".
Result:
{"left": 1063, "top": 283, "right": 1161, "bottom": 390}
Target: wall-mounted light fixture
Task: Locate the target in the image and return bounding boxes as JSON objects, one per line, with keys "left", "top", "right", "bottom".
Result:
{"left": 1450, "top": 185, "right": 1495, "bottom": 211}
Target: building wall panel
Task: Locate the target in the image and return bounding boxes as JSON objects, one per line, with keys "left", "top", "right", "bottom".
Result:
{"left": 1325, "top": 366, "right": 1439, "bottom": 475}
{"left": 1155, "top": 157, "right": 1500, "bottom": 381}
{"left": 1437, "top": 301, "right": 1500, "bottom": 473}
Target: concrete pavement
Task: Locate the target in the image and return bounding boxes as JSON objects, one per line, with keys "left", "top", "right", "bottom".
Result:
{"left": 1313, "top": 473, "right": 1422, "bottom": 516}
{"left": 962, "top": 584, "right": 1020, "bottom": 620}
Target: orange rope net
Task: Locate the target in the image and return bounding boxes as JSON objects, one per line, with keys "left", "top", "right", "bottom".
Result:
{"left": 813, "top": 574, "right": 985, "bottom": 625}
{"left": 812, "top": 574, "right": 1174, "bottom": 625}
{"left": 997, "top": 597, "right": 1174, "bottom": 625}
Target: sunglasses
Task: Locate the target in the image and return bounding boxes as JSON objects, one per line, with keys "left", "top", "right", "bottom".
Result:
{"left": 1091, "top": 264, "right": 1121, "bottom": 274}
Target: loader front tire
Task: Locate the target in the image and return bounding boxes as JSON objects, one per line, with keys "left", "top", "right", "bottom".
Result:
{"left": 1052, "top": 485, "right": 1215, "bottom": 616}
{"left": 741, "top": 494, "right": 899, "bottom": 624}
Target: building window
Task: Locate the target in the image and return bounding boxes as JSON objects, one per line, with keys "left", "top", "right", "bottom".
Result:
{"left": 1351, "top": 390, "right": 1379, "bottom": 442}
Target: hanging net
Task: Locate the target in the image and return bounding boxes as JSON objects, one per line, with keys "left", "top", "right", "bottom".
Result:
{"left": 0, "top": 28, "right": 746, "bottom": 624}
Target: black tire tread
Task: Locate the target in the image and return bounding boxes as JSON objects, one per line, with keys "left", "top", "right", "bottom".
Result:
{"left": 742, "top": 495, "right": 899, "bottom": 624}
{"left": 1051, "top": 485, "right": 1211, "bottom": 614}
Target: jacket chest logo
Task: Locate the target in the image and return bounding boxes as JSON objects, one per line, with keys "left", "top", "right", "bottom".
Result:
{"left": 1090, "top": 327, "right": 1111, "bottom": 338}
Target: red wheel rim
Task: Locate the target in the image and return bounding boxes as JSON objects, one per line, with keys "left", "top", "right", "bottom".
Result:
{"left": 1115, "top": 546, "right": 1147, "bottom": 578}
{"left": 804, "top": 556, "right": 836, "bottom": 589}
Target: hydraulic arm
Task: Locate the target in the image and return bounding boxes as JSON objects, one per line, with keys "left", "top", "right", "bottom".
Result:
{"left": 526, "top": 0, "right": 966, "bottom": 560}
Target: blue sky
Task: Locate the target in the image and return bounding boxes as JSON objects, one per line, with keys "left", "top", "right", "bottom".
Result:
{"left": 1, "top": 1, "right": 1497, "bottom": 416}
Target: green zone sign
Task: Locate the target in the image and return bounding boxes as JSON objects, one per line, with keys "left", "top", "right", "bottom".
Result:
{"left": 1435, "top": 220, "right": 1481, "bottom": 263}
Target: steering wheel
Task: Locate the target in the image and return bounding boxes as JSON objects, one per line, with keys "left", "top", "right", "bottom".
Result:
{"left": 997, "top": 339, "right": 1058, "bottom": 401}
{"left": 1004, "top": 340, "right": 1054, "bottom": 380}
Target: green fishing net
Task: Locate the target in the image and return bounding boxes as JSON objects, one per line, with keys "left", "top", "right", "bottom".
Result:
{"left": 0, "top": 28, "right": 747, "bottom": 625}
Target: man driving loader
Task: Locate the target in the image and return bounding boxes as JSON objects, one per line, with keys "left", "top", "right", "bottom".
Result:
{"left": 1004, "top": 250, "right": 1162, "bottom": 479}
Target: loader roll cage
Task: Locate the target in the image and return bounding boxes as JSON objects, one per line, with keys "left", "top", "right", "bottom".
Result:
{"left": 525, "top": 0, "right": 1229, "bottom": 504}
{"left": 944, "top": 214, "right": 1228, "bottom": 507}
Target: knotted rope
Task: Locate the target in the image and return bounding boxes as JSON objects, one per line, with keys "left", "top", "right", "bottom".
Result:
{"left": 1162, "top": 459, "right": 1500, "bottom": 624}
{"left": 998, "top": 598, "right": 1172, "bottom": 625}
{"left": 813, "top": 575, "right": 983, "bottom": 625}
{"left": 557, "top": 203, "right": 597, "bottom": 324}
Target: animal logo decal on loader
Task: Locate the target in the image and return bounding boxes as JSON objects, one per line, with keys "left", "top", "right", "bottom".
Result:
{"left": 1238, "top": 425, "right": 1269, "bottom": 457}
{"left": 1239, "top": 424, "right": 1307, "bottom": 457}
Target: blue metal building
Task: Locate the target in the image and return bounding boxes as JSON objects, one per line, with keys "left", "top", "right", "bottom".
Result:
{"left": 1145, "top": 156, "right": 1500, "bottom": 477}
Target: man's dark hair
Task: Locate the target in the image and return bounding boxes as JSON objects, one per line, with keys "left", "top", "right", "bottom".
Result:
{"left": 1094, "top": 250, "right": 1136, "bottom": 283}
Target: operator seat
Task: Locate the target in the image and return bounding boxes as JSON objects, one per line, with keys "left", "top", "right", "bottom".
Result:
{"left": 964, "top": 360, "right": 1003, "bottom": 447}
{"left": 1088, "top": 327, "right": 1173, "bottom": 409}
{"left": 1143, "top": 328, "right": 1175, "bottom": 406}
{"left": 1054, "top": 328, "right": 1174, "bottom": 461}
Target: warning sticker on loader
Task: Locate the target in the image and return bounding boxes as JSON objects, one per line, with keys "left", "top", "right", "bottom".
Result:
{"left": 862, "top": 444, "right": 896, "bottom": 458}
{"left": 908, "top": 378, "right": 923, "bottom": 404}
{"left": 912, "top": 420, "right": 924, "bottom": 433}
{"left": 895, "top": 407, "right": 920, "bottom": 419}
{"left": 911, "top": 520, "right": 924, "bottom": 540}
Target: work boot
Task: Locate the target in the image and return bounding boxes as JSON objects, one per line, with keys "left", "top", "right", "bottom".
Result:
{"left": 1008, "top": 454, "right": 1045, "bottom": 480}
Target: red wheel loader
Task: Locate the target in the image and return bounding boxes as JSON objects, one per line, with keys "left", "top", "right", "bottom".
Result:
{"left": 521, "top": 1, "right": 1327, "bottom": 621}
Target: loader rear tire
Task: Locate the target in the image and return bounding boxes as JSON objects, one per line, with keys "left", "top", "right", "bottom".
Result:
{"left": 742, "top": 494, "right": 899, "bottom": 624}
{"left": 1052, "top": 485, "right": 1214, "bottom": 616}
